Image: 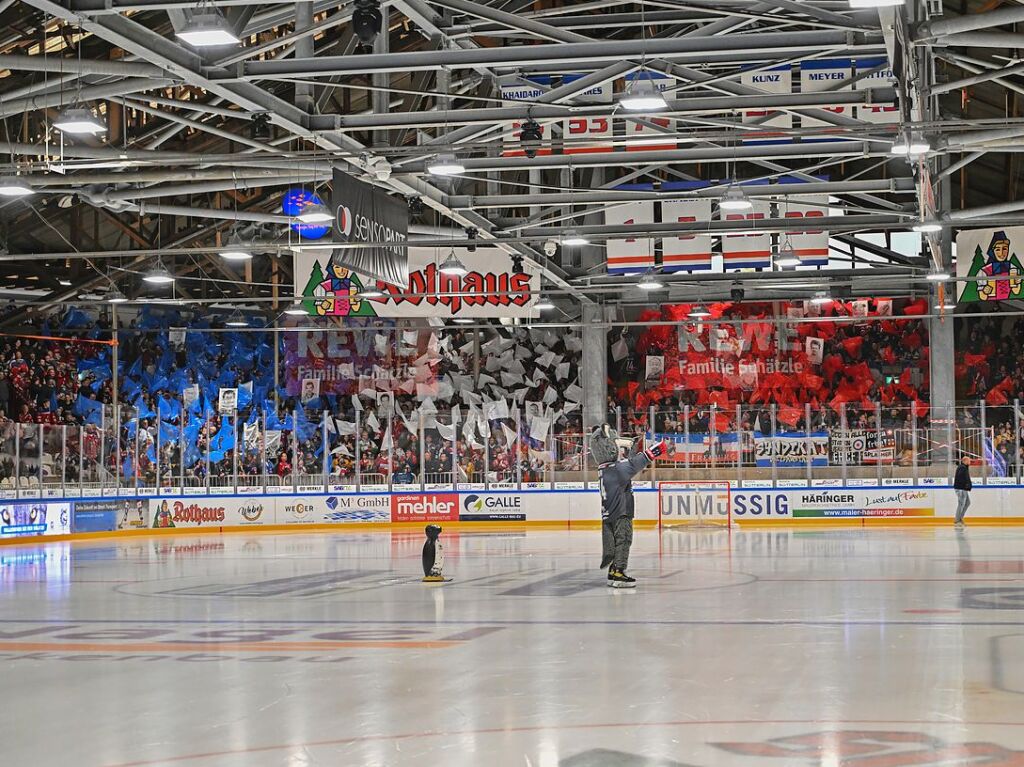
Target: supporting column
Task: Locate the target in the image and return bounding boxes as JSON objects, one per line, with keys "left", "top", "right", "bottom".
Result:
{"left": 582, "top": 303, "right": 608, "bottom": 429}
{"left": 929, "top": 305, "right": 956, "bottom": 474}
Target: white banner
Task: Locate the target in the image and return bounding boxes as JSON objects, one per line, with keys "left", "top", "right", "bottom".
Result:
{"left": 780, "top": 195, "right": 829, "bottom": 266}
{"left": 800, "top": 59, "right": 853, "bottom": 128}
{"left": 662, "top": 198, "right": 713, "bottom": 272}
{"left": 500, "top": 77, "right": 550, "bottom": 157}
{"left": 854, "top": 58, "right": 899, "bottom": 124}
{"left": 721, "top": 198, "right": 771, "bottom": 269}
{"left": 605, "top": 201, "right": 655, "bottom": 274}
{"left": 562, "top": 75, "right": 612, "bottom": 154}
{"left": 740, "top": 66, "right": 793, "bottom": 139}
{"left": 294, "top": 246, "right": 539, "bottom": 318}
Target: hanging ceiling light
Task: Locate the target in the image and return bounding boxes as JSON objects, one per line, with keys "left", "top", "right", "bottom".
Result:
{"left": 452, "top": 317, "right": 475, "bottom": 324}
{"left": 297, "top": 201, "right": 333, "bottom": 224}
{"left": 941, "top": 301, "right": 957, "bottom": 311}
{"left": 810, "top": 291, "right": 832, "bottom": 305}
{"left": 104, "top": 286, "right": 129, "bottom": 304}
{"left": 926, "top": 268, "right": 951, "bottom": 281}
{"left": 637, "top": 271, "right": 664, "bottom": 290}
{"left": 891, "top": 135, "right": 930, "bottom": 156}
{"left": 912, "top": 220, "right": 942, "bottom": 233}
{"left": 282, "top": 300, "right": 307, "bottom": 316}
{"left": 218, "top": 232, "right": 252, "bottom": 261}
{"left": 439, "top": 249, "right": 468, "bottom": 276}
{"left": 0, "top": 176, "right": 33, "bottom": 197}
{"left": 561, "top": 230, "right": 590, "bottom": 247}
{"left": 775, "top": 247, "right": 802, "bottom": 268}
{"left": 176, "top": 5, "right": 240, "bottom": 47}
{"left": 142, "top": 262, "right": 175, "bottom": 285}
{"left": 535, "top": 296, "right": 555, "bottom": 311}
{"left": 620, "top": 78, "right": 668, "bottom": 111}
{"left": 689, "top": 304, "right": 712, "bottom": 318}
{"left": 719, "top": 185, "right": 752, "bottom": 211}
{"left": 427, "top": 153, "right": 466, "bottom": 176}
{"left": 358, "top": 287, "right": 384, "bottom": 299}
{"left": 849, "top": 0, "right": 904, "bottom": 7}
{"left": 225, "top": 311, "right": 249, "bottom": 327}
{"left": 53, "top": 105, "right": 105, "bottom": 135}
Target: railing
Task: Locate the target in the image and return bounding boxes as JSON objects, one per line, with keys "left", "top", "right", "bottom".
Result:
{"left": 0, "top": 400, "right": 1015, "bottom": 499}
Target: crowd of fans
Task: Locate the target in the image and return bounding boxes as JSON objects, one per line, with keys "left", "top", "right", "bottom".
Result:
{"left": 0, "top": 303, "right": 1015, "bottom": 485}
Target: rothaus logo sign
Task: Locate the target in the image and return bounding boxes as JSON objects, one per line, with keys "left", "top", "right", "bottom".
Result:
{"left": 368, "top": 262, "right": 532, "bottom": 315}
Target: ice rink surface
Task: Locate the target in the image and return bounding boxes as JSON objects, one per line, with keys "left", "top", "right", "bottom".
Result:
{"left": 4, "top": 525, "right": 1024, "bottom": 766}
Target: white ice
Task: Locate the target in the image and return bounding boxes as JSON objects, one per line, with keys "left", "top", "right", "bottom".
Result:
{"left": 2, "top": 526, "right": 1024, "bottom": 766}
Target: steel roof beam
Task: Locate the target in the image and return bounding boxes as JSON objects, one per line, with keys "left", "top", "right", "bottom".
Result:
{"left": 236, "top": 31, "right": 882, "bottom": 78}
{"left": 333, "top": 88, "right": 895, "bottom": 131}
{"left": 449, "top": 178, "right": 917, "bottom": 209}
{"left": 400, "top": 141, "right": 893, "bottom": 173}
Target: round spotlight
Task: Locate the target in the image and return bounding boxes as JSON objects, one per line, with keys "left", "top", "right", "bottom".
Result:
{"left": 0, "top": 176, "right": 33, "bottom": 197}
{"left": 142, "top": 264, "right": 175, "bottom": 285}
{"left": 53, "top": 105, "right": 106, "bottom": 135}
{"left": 689, "top": 305, "right": 712, "bottom": 318}
{"left": 427, "top": 153, "right": 466, "bottom": 176}
{"left": 719, "top": 186, "right": 752, "bottom": 211}
{"left": 620, "top": 80, "right": 668, "bottom": 111}
{"left": 218, "top": 233, "right": 252, "bottom": 261}
{"left": 535, "top": 296, "right": 555, "bottom": 311}
{"left": 439, "top": 250, "right": 468, "bottom": 276}
{"left": 637, "top": 272, "right": 664, "bottom": 290}
{"left": 297, "top": 201, "right": 333, "bottom": 224}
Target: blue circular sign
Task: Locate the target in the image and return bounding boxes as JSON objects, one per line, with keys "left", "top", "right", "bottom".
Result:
{"left": 282, "top": 188, "right": 331, "bottom": 240}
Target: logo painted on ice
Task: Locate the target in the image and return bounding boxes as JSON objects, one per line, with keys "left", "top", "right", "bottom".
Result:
{"left": 714, "top": 730, "right": 1024, "bottom": 765}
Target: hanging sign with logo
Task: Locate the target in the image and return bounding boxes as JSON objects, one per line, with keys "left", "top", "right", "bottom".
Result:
{"left": 294, "top": 246, "right": 538, "bottom": 318}
{"left": 326, "top": 167, "right": 409, "bottom": 288}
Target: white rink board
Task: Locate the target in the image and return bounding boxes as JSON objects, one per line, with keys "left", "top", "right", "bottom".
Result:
{"left": 9, "top": 486, "right": 1024, "bottom": 539}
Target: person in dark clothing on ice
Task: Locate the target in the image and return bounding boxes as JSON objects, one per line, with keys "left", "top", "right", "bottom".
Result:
{"left": 954, "top": 453, "right": 973, "bottom": 527}
{"left": 590, "top": 424, "right": 665, "bottom": 588}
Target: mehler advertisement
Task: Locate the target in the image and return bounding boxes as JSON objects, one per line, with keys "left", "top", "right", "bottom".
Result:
{"left": 293, "top": 246, "right": 539, "bottom": 319}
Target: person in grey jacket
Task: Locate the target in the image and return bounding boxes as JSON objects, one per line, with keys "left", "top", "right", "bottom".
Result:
{"left": 953, "top": 454, "right": 973, "bottom": 526}
{"left": 591, "top": 424, "right": 665, "bottom": 588}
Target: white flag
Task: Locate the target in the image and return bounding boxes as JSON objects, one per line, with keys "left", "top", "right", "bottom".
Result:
{"left": 530, "top": 415, "right": 551, "bottom": 442}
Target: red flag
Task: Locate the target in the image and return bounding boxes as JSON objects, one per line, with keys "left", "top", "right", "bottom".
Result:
{"left": 841, "top": 336, "right": 864, "bottom": 358}
{"left": 778, "top": 406, "right": 802, "bottom": 428}
{"left": 903, "top": 299, "right": 928, "bottom": 315}
{"left": 987, "top": 387, "right": 1009, "bottom": 406}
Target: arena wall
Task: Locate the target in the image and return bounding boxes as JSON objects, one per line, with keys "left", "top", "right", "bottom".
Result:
{"left": 0, "top": 485, "right": 1021, "bottom": 542}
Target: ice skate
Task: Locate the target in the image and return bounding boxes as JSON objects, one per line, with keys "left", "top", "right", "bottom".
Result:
{"left": 607, "top": 568, "right": 636, "bottom": 588}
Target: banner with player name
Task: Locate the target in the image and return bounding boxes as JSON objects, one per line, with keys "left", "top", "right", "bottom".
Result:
{"left": 562, "top": 74, "right": 613, "bottom": 154}
{"left": 740, "top": 64, "right": 792, "bottom": 142}
{"left": 294, "top": 246, "right": 539, "bottom": 318}
{"left": 854, "top": 58, "right": 899, "bottom": 124}
{"left": 800, "top": 59, "right": 853, "bottom": 130}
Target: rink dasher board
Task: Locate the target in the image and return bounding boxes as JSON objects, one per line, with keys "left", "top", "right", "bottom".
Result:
{"left": 0, "top": 486, "right": 1019, "bottom": 541}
